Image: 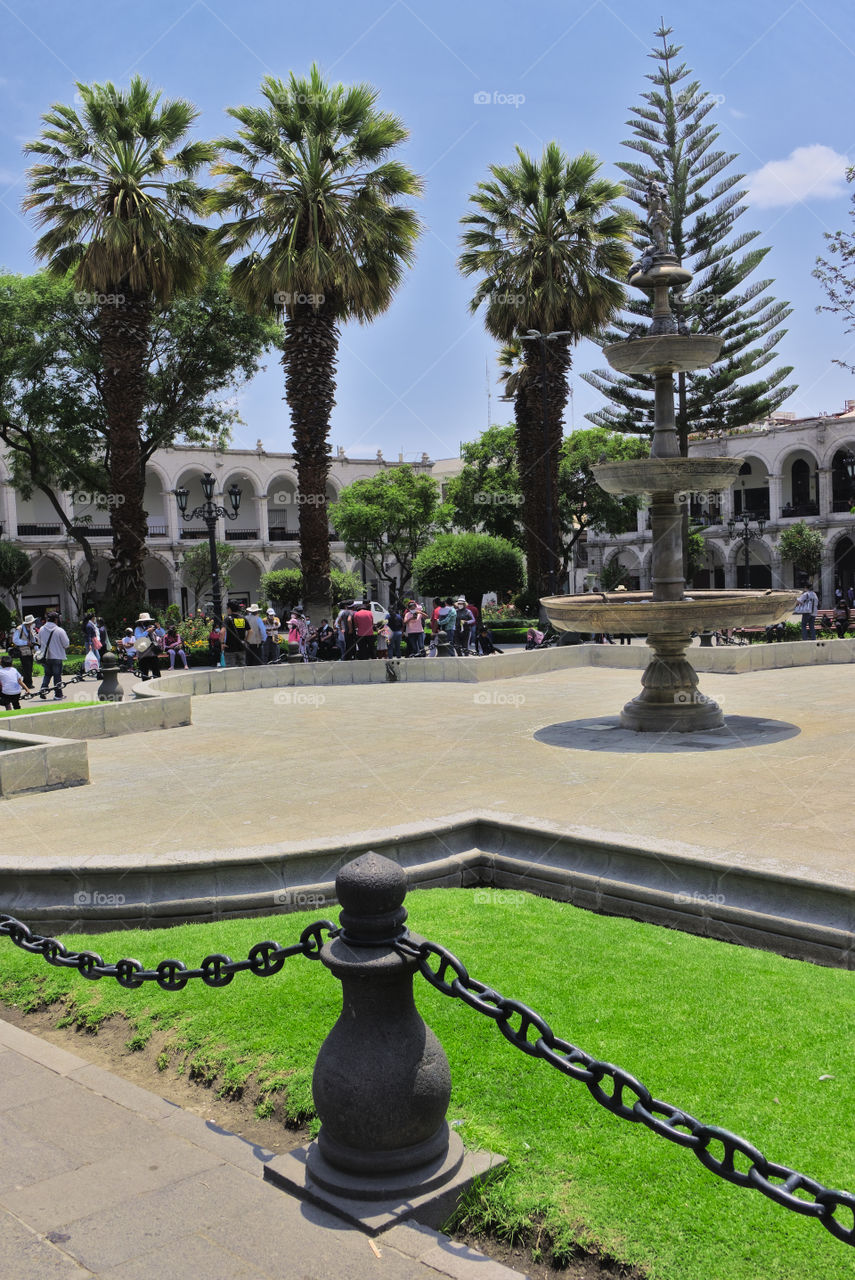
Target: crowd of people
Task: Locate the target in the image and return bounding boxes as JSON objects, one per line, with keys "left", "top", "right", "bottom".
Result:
{"left": 218, "top": 596, "right": 504, "bottom": 666}
{"left": 0, "top": 594, "right": 509, "bottom": 708}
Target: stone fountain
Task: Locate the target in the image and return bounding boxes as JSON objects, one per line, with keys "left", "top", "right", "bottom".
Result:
{"left": 542, "top": 180, "right": 797, "bottom": 732}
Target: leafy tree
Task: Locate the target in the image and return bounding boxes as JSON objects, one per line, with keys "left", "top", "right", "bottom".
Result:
{"left": 557, "top": 428, "right": 650, "bottom": 585}
{"left": 686, "top": 525, "right": 707, "bottom": 585}
{"left": 260, "top": 569, "right": 303, "bottom": 614}
{"left": 815, "top": 163, "right": 855, "bottom": 373}
{"left": 459, "top": 144, "right": 634, "bottom": 597}
{"left": 583, "top": 22, "right": 796, "bottom": 449}
{"left": 0, "top": 269, "right": 276, "bottom": 605}
{"left": 260, "top": 566, "right": 364, "bottom": 615}
{"left": 445, "top": 424, "right": 523, "bottom": 546}
{"left": 0, "top": 540, "right": 32, "bottom": 609}
{"left": 329, "top": 466, "right": 447, "bottom": 602}
{"left": 23, "top": 75, "right": 217, "bottom": 611}
{"left": 413, "top": 533, "right": 524, "bottom": 611}
{"left": 179, "top": 541, "right": 238, "bottom": 608}
{"left": 212, "top": 66, "right": 423, "bottom": 613}
{"left": 778, "top": 521, "right": 823, "bottom": 583}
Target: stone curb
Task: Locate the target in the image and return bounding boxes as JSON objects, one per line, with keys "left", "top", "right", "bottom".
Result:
{"left": 2, "top": 810, "right": 852, "bottom": 966}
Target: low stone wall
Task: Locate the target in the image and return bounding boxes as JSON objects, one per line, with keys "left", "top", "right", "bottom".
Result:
{"left": 0, "top": 729, "right": 89, "bottom": 798}
{"left": 139, "top": 647, "right": 590, "bottom": 699}
{"left": 8, "top": 692, "right": 192, "bottom": 739}
{"left": 136, "top": 638, "right": 855, "bottom": 701}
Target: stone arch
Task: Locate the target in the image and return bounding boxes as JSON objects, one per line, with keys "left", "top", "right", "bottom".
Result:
{"left": 732, "top": 455, "right": 770, "bottom": 520}
{"left": 220, "top": 464, "right": 265, "bottom": 501}
{"left": 776, "top": 447, "right": 820, "bottom": 515}
{"left": 266, "top": 473, "right": 299, "bottom": 541}
{"left": 228, "top": 555, "right": 264, "bottom": 606}
{"left": 602, "top": 546, "right": 641, "bottom": 591}
{"left": 692, "top": 537, "right": 726, "bottom": 590}
{"left": 829, "top": 444, "right": 855, "bottom": 512}
{"left": 20, "top": 551, "right": 67, "bottom": 616}
{"left": 725, "top": 534, "right": 772, "bottom": 588}
{"left": 832, "top": 532, "right": 855, "bottom": 595}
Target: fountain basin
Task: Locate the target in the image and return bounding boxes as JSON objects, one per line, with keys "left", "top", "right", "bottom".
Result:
{"left": 604, "top": 334, "right": 722, "bottom": 375}
{"left": 593, "top": 457, "right": 744, "bottom": 497}
{"left": 541, "top": 590, "right": 799, "bottom": 637}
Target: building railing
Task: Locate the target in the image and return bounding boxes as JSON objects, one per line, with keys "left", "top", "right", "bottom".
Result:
{"left": 147, "top": 524, "right": 168, "bottom": 537}
{"left": 179, "top": 528, "right": 208, "bottom": 540}
{"left": 268, "top": 527, "right": 300, "bottom": 541}
{"left": 69, "top": 526, "right": 112, "bottom": 538}
{"left": 225, "top": 529, "right": 259, "bottom": 541}
{"left": 17, "top": 523, "right": 62, "bottom": 536}
{"left": 781, "top": 502, "right": 819, "bottom": 518}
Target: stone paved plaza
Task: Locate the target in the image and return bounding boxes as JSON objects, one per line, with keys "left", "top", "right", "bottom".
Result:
{"left": 3, "top": 659, "right": 853, "bottom": 890}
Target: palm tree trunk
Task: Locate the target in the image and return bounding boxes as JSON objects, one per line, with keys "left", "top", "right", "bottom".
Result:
{"left": 516, "top": 343, "right": 569, "bottom": 599}
{"left": 99, "top": 293, "right": 151, "bottom": 608}
{"left": 283, "top": 309, "right": 339, "bottom": 614}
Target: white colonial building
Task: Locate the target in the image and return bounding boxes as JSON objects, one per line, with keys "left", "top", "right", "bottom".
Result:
{"left": 586, "top": 401, "right": 855, "bottom": 607}
{"left": 0, "top": 443, "right": 436, "bottom": 618}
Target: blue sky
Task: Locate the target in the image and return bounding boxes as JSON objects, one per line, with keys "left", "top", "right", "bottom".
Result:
{"left": 1, "top": 0, "right": 853, "bottom": 460}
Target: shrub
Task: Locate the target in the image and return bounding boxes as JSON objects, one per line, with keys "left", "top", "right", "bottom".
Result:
{"left": 413, "top": 533, "right": 524, "bottom": 608}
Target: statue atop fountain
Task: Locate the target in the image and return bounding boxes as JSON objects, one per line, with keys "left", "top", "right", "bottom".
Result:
{"left": 646, "top": 179, "right": 672, "bottom": 257}
{"left": 541, "top": 184, "right": 797, "bottom": 731}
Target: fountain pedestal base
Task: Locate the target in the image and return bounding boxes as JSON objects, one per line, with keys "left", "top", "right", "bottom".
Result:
{"left": 619, "top": 632, "right": 724, "bottom": 732}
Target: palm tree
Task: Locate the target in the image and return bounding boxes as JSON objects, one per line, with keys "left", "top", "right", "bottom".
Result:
{"left": 23, "top": 76, "right": 216, "bottom": 609}
{"left": 210, "top": 65, "right": 423, "bottom": 612}
{"left": 460, "top": 144, "right": 634, "bottom": 597}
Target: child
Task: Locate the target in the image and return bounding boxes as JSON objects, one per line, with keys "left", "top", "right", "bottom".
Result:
{"left": 0, "top": 654, "right": 32, "bottom": 710}
{"left": 375, "top": 620, "right": 391, "bottom": 658}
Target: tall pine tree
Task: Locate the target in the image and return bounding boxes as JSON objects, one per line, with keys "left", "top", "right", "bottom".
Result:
{"left": 583, "top": 23, "right": 796, "bottom": 453}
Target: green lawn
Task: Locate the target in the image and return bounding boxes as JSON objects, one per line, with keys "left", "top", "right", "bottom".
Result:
{"left": 0, "top": 700, "right": 101, "bottom": 718}
{"left": 0, "top": 891, "right": 852, "bottom": 1280}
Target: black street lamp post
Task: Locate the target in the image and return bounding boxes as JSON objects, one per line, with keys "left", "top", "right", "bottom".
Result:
{"left": 174, "top": 474, "right": 241, "bottom": 626}
{"left": 519, "top": 328, "right": 571, "bottom": 597}
{"left": 726, "top": 511, "right": 767, "bottom": 589}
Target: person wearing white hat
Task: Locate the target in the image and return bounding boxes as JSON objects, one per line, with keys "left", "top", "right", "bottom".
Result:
{"left": 133, "top": 613, "right": 161, "bottom": 681}
{"left": 264, "top": 607, "right": 281, "bottom": 664}
{"left": 11, "top": 615, "right": 38, "bottom": 685}
{"left": 244, "top": 605, "right": 267, "bottom": 666}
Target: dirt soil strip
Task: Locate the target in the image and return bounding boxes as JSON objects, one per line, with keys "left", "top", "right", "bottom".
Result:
{"left": 0, "top": 1003, "right": 646, "bottom": 1280}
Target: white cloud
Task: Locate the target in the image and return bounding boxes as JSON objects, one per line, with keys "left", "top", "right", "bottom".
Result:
{"left": 747, "top": 144, "right": 849, "bottom": 208}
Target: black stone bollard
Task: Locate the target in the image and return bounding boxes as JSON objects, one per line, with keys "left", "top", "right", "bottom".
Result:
{"left": 434, "top": 630, "right": 453, "bottom": 658}
{"left": 264, "top": 850, "right": 504, "bottom": 1230}
{"left": 96, "top": 652, "right": 123, "bottom": 703}
{"left": 309, "top": 852, "right": 454, "bottom": 1187}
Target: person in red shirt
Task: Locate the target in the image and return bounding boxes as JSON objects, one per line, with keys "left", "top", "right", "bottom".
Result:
{"left": 352, "top": 604, "right": 376, "bottom": 660}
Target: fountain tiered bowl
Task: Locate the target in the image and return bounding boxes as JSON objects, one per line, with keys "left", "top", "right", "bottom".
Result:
{"left": 541, "top": 589, "right": 798, "bottom": 637}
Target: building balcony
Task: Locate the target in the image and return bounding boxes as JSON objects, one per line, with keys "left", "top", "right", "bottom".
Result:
{"left": 17, "top": 523, "right": 62, "bottom": 536}
{"left": 179, "top": 528, "right": 208, "bottom": 540}
{"left": 268, "top": 527, "right": 299, "bottom": 541}
{"left": 147, "top": 524, "right": 168, "bottom": 538}
{"left": 225, "top": 529, "right": 259, "bottom": 541}
{"left": 780, "top": 502, "right": 819, "bottom": 519}
{"left": 69, "top": 526, "right": 112, "bottom": 538}
{"left": 832, "top": 498, "right": 855, "bottom": 514}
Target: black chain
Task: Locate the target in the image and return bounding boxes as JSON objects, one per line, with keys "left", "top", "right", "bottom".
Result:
{"left": 0, "top": 914, "right": 339, "bottom": 990}
{"left": 396, "top": 934, "right": 855, "bottom": 1247}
